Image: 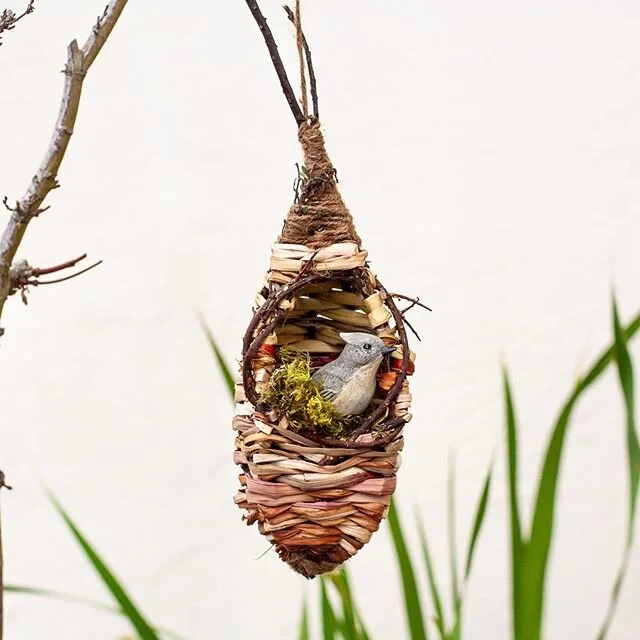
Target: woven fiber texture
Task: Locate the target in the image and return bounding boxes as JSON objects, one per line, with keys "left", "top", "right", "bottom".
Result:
{"left": 233, "top": 239, "right": 415, "bottom": 577}
{"left": 233, "top": 121, "right": 414, "bottom": 578}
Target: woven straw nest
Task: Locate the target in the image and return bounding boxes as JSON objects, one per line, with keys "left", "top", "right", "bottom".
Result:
{"left": 232, "top": 120, "right": 416, "bottom": 578}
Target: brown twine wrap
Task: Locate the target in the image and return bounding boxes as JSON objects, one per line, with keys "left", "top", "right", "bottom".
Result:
{"left": 278, "top": 120, "right": 361, "bottom": 249}
{"left": 295, "top": 0, "right": 309, "bottom": 119}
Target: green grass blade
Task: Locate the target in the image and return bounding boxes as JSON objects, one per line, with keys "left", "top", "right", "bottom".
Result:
{"left": 327, "top": 573, "right": 356, "bottom": 639}
{"left": 524, "top": 310, "right": 640, "bottom": 640}
{"left": 5, "top": 585, "right": 117, "bottom": 615}
{"left": 320, "top": 578, "right": 339, "bottom": 640}
{"left": 357, "top": 618, "right": 371, "bottom": 640}
{"left": 449, "top": 617, "right": 461, "bottom": 640}
{"left": 387, "top": 498, "right": 428, "bottom": 640}
{"left": 521, "top": 396, "right": 575, "bottom": 640}
{"left": 5, "top": 585, "right": 185, "bottom": 640}
{"left": 612, "top": 300, "right": 640, "bottom": 548}
{"left": 503, "top": 367, "right": 524, "bottom": 640}
{"left": 444, "top": 459, "right": 494, "bottom": 640}
{"left": 578, "top": 312, "right": 640, "bottom": 390}
{"left": 326, "top": 568, "right": 370, "bottom": 640}
{"left": 596, "top": 299, "right": 640, "bottom": 640}
{"left": 298, "top": 596, "right": 310, "bottom": 640}
{"left": 447, "top": 455, "right": 460, "bottom": 617}
{"left": 47, "top": 493, "right": 161, "bottom": 640}
{"left": 198, "top": 314, "right": 236, "bottom": 400}
{"left": 463, "top": 461, "right": 493, "bottom": 582}
{"left": 341, "top": 568, "right": 371, "bottom": 640}
{"left": 415, "top": 514, "right": 447, "bottom": 639}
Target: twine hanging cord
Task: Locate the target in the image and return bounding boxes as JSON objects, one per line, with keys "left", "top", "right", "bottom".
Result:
{"left": 283, "top": 2, "right": 359, "bottom": 247}
{"left": 243, "top": 0, "right": 353, "bottom": 248}
{"left": 284, "top": 4, "right": 319, "bottom": 120}
{"left": 241, "top": 271, "right": 411, "bottom": 448}
{"left": 294, "top": 0, "right": 309, "bottom": 119}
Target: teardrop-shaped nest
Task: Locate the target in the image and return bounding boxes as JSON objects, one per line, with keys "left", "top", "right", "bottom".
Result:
{"left": 232, "top": 121, "right": 415, "bottom": 578}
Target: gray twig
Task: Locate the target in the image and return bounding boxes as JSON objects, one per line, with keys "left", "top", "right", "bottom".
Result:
{"left": 8, "top": 254, "right": 102, "bottom": 305}
{"left": 0, "top": 1, "right": 35, "bottom": 46}
{"left": 0, "top": 0, "right": 128, "bottom": 337}
{"left": 243, "top": 0, "right": 304, "bottom": 125}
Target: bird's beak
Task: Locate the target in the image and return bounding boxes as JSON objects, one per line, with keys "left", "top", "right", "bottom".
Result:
{"left": 382, "top": 345, "right": 397, "bottom": 356}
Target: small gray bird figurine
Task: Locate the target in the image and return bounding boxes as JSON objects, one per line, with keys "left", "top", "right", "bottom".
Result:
{"left": 312, "top": 332, "right": 396, "bottom": 417}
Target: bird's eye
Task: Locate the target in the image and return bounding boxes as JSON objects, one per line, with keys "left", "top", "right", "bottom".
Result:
{"left": 363, "top": 343, "right": 372, "bottom": 350}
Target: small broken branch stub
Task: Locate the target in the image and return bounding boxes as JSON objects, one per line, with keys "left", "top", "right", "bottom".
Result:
{"left": 0, "top": 1, "right": 35, "bottom": 45}
{"left": 8, "top": 253, "right": 102, "bottom": 304}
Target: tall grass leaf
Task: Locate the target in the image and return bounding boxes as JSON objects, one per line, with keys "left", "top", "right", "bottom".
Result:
{"left": 356, "top": 616, "right": 371, "bottom": 640}
{"left": 327, "top": 573, "right": 356, "bottom": 639}
{"left": 387, "top": 498, "right": 428, "bottom": 640}
{"left": 337, "top": 567, "right": 371, "bottom": 640}
{"left": 320, "top": 578, "right": 339, "bottom": 640}
{"left": 5, "top": 585, "right": 185, "bottom": 640}
{"left": 596, "top": 299, "right": 640, "bottom": 640}
{"left": 612, "top": 300, "right": 640, "bottom": 549}
{"left": 198, "top": 315, "right": 236, "bottom": 400}
{"left": 447, "top": 455, "right": 460, "bottom": 616}
{"left": 5, "top": 584, "right": 117, "bottom": 615}
{"left": 525, "top": 310, "right": 640, "bottom": 640}
{"left": 345, "top": 567, "right": 372, "bottom": 639}
{"left": 326, "top": 568, "right": 370, "bottom": 640}
{"left": 416, "top": 514, "right": 447, "bottom": 639}
{"left": 503, "top": 367, "right": 524, "bottom": 640}
{"left": 522, "top": 396, "right": 576, "bottom": 640}
{"left": 463, "top": 461, "right": 493, "bottom": 582}
{"left": 47, "top": 493, "right": 161, "bottom": 640}
{"left": 447, "top": 460, "right": 494, "bottom": 640}
{"left": 298, "top": 597, "right": 310, "bottom": 640}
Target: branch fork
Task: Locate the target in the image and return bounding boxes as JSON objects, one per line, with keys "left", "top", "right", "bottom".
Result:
{"left": 8, "top": 253, "right": 102, "bottom": 304}
{"left": 0, "top": 1, "right": 34, "bottom": 45}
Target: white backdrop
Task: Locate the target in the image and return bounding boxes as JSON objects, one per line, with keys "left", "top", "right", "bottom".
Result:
{"left": 1, "top": 1, "right": 639, "bottom": 639}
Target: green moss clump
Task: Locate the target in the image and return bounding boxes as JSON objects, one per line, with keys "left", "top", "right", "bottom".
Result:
{"left": 261, "top": 352, "right": 346, "bottom": 436}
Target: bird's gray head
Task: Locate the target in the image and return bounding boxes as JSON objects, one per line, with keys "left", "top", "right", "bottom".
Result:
{"left": 338, "top": 332, "right": 396, "bottom": 367}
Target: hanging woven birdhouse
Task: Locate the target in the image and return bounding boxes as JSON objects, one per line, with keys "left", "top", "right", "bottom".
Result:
{"left": 233, "top": 1, "right": 420, "bottom": 579}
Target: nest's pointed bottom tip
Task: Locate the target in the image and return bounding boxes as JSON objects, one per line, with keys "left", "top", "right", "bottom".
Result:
{"left": 280, "top": 550, "right": 341, "bottom": 579}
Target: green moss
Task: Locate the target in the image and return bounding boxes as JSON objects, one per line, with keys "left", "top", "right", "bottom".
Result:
{"left": 261, "top": 352, "right": 348, "bottom": 436}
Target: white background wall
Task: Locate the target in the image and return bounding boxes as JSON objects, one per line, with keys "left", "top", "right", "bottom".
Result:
{"left": 1, "top": 1, "right": 639, "bottom": 638}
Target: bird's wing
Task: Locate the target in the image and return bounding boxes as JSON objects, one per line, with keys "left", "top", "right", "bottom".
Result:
{"left": 319, "top": 386, "right": 338, "bottom": 402}
{"left": 312, "top": 370, "right": 343, "bottom": 403}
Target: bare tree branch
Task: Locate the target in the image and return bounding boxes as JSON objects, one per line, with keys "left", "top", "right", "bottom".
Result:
{"left": 9, "top": 253, "right": 102, "bottom": 304}
{"left": 0, "top": 0, "right": 128, "bottom": 335}
{"left": 0, "top": 1, "right": 34, "bottom": 46}
{"left": 243, "top": 0, "right": 304, "bottom": 125}
{"left": 0, "top": 2, "right": 128, "bottom": 636}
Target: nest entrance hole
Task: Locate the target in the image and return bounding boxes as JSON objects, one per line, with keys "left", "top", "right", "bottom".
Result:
{"left": 242, "top": 270, "right": 413, "bottom": 447}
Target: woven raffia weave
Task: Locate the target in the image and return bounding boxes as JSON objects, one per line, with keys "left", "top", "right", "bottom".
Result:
{"left": 233, "top": 122, "right": 415, "bottom": 578}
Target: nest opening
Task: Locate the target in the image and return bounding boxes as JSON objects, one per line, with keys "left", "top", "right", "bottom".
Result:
{"left": 242, "top": 269, "right": 413, "bottom": 447}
